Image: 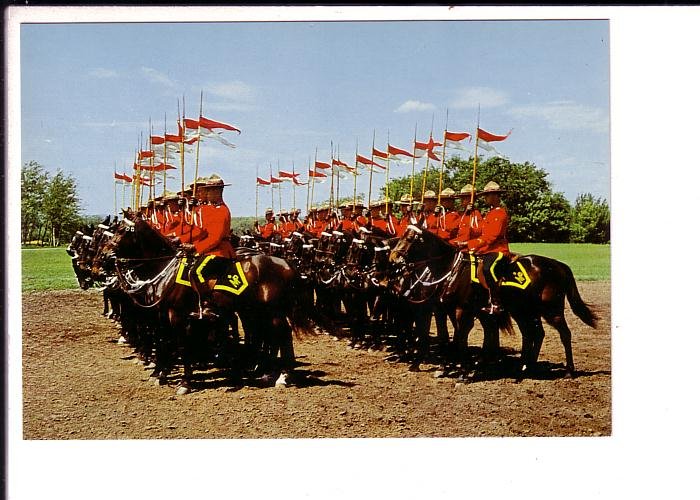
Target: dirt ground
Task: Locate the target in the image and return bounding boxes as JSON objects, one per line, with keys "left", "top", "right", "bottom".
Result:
{"left": 22, "top": 282, "right": 610, "bottom": 439}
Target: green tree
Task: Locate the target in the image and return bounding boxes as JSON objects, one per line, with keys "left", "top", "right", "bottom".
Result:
{"left": 43, "top": 170, "right": 81, "bottom": 246}
{"left": 385, "top": 155, "right": 573, "bottom": 242}
{"left": 570, "top": 193, "right": 610, "bottom": 243}
{"left": 21, "top": 161, "right": 49, "bottom": 244}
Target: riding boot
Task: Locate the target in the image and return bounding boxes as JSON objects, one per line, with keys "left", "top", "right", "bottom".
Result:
{"left": 190, "top": 287, "right": 220, "bottom": 320}
{"left": 481, "top": 283, "right": 503, "bottom": 315}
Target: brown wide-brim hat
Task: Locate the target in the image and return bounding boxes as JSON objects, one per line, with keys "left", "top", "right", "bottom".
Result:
{"left": 201, "top": 173, "right": 231, "bottom": 188}
{"left": 422, "top": 190, "right": 437, "bottom": 200}
{"left": 457, "top": 184, "right": 476, "bottom": 197}
{"left": 476, "top": 181, "right": 507, "bottom": 197}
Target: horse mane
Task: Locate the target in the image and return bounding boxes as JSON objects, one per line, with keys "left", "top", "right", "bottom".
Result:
{"left": 417, "top": 226, "right": 457, "bottom": 257}
{"left": 132, "top": 219, "right": 177, "bottom": 257}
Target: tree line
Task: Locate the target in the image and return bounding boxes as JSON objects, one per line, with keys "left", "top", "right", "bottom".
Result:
{"left": 21, "top": 161, "right": 87, "bottom": 246}
{"left": 382, "top": 156, "right": 610, "bottom": 244}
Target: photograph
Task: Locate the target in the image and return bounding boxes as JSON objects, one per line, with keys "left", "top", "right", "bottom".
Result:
{"left": 7, "top": 5, "right": 699, "bottom": 500}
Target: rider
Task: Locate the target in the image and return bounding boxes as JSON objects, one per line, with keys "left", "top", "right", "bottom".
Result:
{"left": 434, "top": 187, "right": 460, "bottom": 241}
{"left": 449, "top": 183, "right": 483, "bottom": 247}
{"left": 255, "top": 208, "right": 279, "bottom": 241}
{"left": 396, "top": 194, "right": 418, "bottom": 238}
{"left": 458, "top": 181, "right": 510, "bottom": 315}
{"left": 186, "top": 174, "right": 236, "bottom": 320}
{"left": 289, "top": 208, "right": 304, "bottom": 233}
{"left": 422, "top": 190, "right": 439, "bottom": 233}
{"left": 339, "top": 204, "right": 355, "bottom": 232}
{"left": 352, "top": 203, "right": 369, "bottom": 233}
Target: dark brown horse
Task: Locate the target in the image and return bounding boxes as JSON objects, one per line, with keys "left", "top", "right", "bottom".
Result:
{"left": 92, "top": 215, "right": 317, "bottom": 393}
{"left": 390, "top": 225, "right": 598, "bottom": 378}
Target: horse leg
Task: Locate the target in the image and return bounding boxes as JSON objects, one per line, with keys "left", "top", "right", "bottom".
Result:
{"left": 434, "top": 307, "right": 450, "bottom": 356}
{"left": 176, "top": 320, "right": 195, "bottom": 395}
{"left": 512, "top": 314, "right": 536, "bottom": 379}
{"left": 451, "top": 306, "right": 474, "bottom": 370}
{"left": 543, "top": 313, "right": 576, "bottom": 378}
{"left": 409, "top": 307, "right": 431, "bottom": 372}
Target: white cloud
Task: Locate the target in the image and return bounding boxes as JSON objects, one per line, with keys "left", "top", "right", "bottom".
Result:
{"left": 141, "top": 67, "right": 177, "bottom": 88}
{"left": 201, "top": 81, "right": 256, "bottom": 112}
{"left": 509, "top": 100, "right": 608, "bottom": 133}
{"left": 394, "top": 100, "right": 436, "bottom": 113}
{"left": 88, "top": 68, "right": 118, "bottom": 79}
{"left": 451, "top": 87, "right": 509, "bottom": 109}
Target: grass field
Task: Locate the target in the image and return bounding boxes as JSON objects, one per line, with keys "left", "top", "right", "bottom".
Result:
{"left": 21, "top": 243, "right": 610, "bottom": 292}
{"left": 22, "top": 247, "right": 79, "bottom": 292}
{"left": 509, "top": 243, "right": 610, "bottom": 281}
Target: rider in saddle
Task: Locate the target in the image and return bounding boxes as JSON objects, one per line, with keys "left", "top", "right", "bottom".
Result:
{"left": 305, "top": 207, "right": 322, "bottom": 236}
{"left": 422, "top": 190, "right": 439, "bottom": 232}
{"left": 395, "top": 194, "right": 416, "bottom": 237}
{"left": 184, "top": 174, "right": 236, "bottom": 320}
{"left": 449, "top": 183, "right": 484, "bottom": 247}
{"left": 457, "top": 181, "right": 510, "bottom": 315}
{"left": 159, "top": 190, "right": 180, "bottom": 237}
{"left": 277, "top": 210, "right": 291, "bottom": 238}
{"left": 339, "top": 204, "right": 354, "bottom": 232}
{"left": 324, "top": 210, "right": 341, "bottom": 233}
{"left": 289, "top": 208, "right": 304, "bottom": 232}
{"left": 434, "top": 187, "right": 461, "bottom": 241}
{"left": 352, "top": 203, "right": 369, "bottom": 233}
{"left": 368, "top": 198, "right": 397, "bottom": 236}
{"left": 254, "top": 208, "right": 279, "bottom": 241}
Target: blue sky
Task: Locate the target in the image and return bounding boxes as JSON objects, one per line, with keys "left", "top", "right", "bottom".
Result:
{"left": 21, "top": 19, "right": 609, "bottom": 216}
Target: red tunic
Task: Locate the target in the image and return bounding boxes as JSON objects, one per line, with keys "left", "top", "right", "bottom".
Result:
{"left": 396, "top": 214, "right": 418, "bottom": 237}
{"left": 192, "top": 202, "right": 235, "bottom": 258}
{"left": 353, "top": 215, "right": 368, "bottom": 233}
{"left": 340, "top": 218, "right": 354, "bottom": 232}
{"left": 449, "top": 210, "right": 483, "bottom": 248}
{"left": 467, "top": 206, "right": 509, "bottom": 254}
{"left": 259, "top": 221, "right": 278, "bottom": 240}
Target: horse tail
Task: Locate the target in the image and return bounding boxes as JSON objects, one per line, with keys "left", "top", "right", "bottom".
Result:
{"left": 563, "top": 263, "right": 598, "bottom": 328}
{"left": 286, "top": 276, "right": 315, "bottom": 337}
{"left": 496, "top": 310, "right": 515, "bottom": 336}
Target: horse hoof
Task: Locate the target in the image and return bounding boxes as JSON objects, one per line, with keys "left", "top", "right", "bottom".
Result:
{"left": 176, "top": 385, "right": 190, "bottom": 395}
{"left": 117, "top": 336, "right": 128, "bottom": 345}
{"left": 274, "top": 373, "right": 288, "bottom": 388}
{"left": 155, "top": 377, "right": 166, "bottom": 386}
{"left": 408, "top": 363, "right": 420, "bottom": 372}
{"left": 144, "top": 362, "right": 156, "bottom": 370}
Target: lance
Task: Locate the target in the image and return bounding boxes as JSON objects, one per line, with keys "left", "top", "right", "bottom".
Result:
{"left": 410, "top": 123, "right": 417, "bottom": 202}
{"left": 328, "top": 141, "right": 334, "bottom": 210}
{"left": 122, "top": 168, "right": 127, "bottom": 214}
{"left": 471, "top": 104, "right": 481, "bottom": 205}
{"left": 255, "top": 165, "right": 259, "bottom": 221}
{"left": 277, "top": 159, "right": 282, "bottom": 214}
{"left": 336, "top": 145, "right": 341, "bottom": 212}
{"left": 368, "top": 130, "right": 376, "bottom": 206}
{"left": 420, "top": 115, "right": 435, "bottom": 204}
{"left": 113, "top": 162, "right": 118, "bottom": 218}
{"left": 310, "top": 148, "right": 317, "bottom": 211}
{"left": 292, "top": 161, "right": 296, "bottom": 212}
{"left": 437, "top": 109, "right": 449, "bottom": 206}
{"left": 193, "top": 90, "right": 203, "bottom": 199}
{"left": 148, "top": 117, "right": 154, "bottom": 204}
{"left": 353, "top": 139, "right": 358, "bottom": 210}
{"left": 178, "top": 96, "right": 185, "bottom": 197}
{"left": 385, "top": 130, "right": 390, "bottom": 214}
{"left": 305, "top": 157, "right": 311, "bottom": 214}
{"left": 162, "top": 112, "right": 168, "bottom": 196}
{"left": 270, "top": 163, "right": 274, "bottom": 214}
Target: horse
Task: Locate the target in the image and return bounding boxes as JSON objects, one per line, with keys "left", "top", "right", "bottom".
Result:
{"left": 93, "top": 215, "right": 317, "bottom": 393}
{"left": 390, "top": 224, "right": 598, "bottom": 378}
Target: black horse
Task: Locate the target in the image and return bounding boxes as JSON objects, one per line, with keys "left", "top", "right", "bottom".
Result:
{"left": 390, "top": 224, "right": 598, "bottom": 378}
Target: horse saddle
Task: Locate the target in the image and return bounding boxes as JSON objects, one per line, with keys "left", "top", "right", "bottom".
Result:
{"left": 473, "top": 252, "right": 531, "bottom": 290}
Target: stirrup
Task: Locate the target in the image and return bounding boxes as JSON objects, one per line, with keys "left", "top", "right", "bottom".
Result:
{"left": 481, "top": 303, "right": 503, "bottom": 315}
